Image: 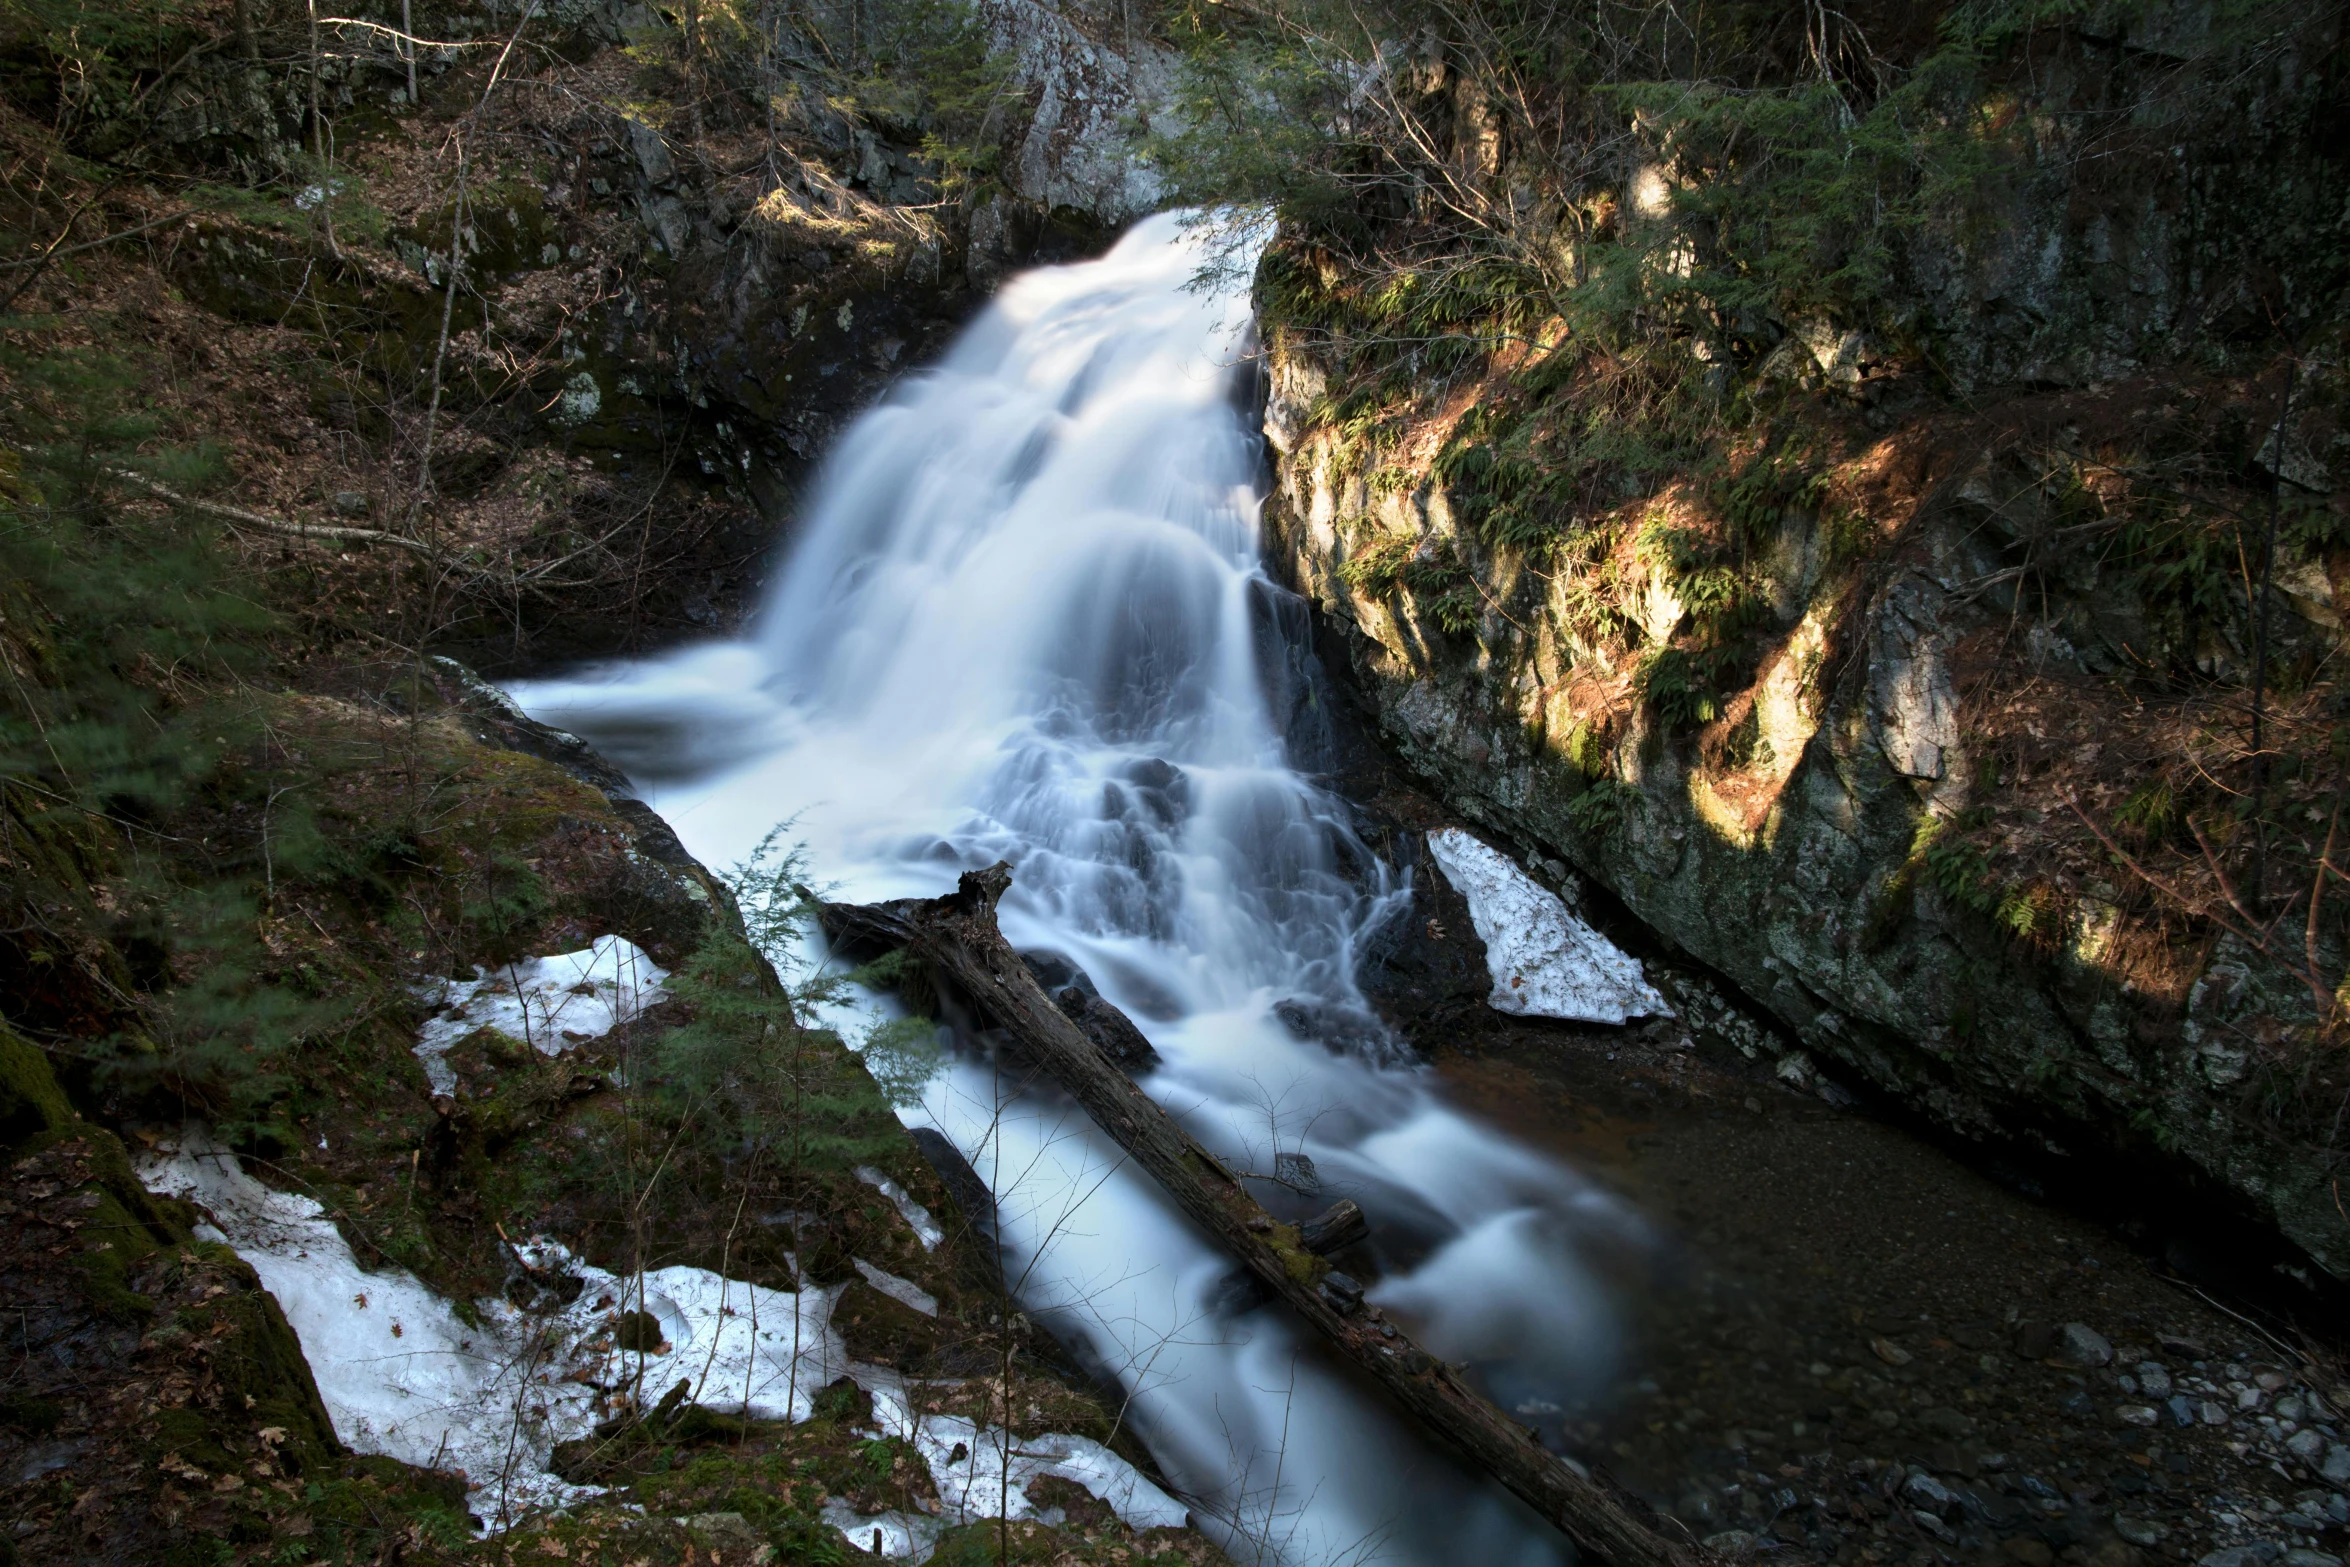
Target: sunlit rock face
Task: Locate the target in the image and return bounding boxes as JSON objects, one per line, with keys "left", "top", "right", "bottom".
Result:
{"left": 1259, "top": 328, "right": 2349, "bottom": 1288}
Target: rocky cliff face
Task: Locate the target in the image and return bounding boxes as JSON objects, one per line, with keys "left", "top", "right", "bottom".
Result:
{"left": 1260, "top": 336, "right": 2350, "bottom": 1288}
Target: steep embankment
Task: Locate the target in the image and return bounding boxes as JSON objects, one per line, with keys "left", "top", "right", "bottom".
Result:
{"left": 1244, "top": 7, "right": 2350, "bottom": 1286}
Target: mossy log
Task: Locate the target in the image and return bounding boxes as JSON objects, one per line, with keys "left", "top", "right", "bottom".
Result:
{"left": 822, "top": 863, "right": 1708, "bottom": 1567}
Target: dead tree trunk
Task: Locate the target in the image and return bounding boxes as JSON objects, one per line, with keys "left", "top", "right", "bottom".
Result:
{"left": 822, "top": 863, "right": 1707, "bottom": 1567}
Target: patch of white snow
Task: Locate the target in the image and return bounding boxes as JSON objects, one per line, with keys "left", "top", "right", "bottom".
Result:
{"left": 139, "top": 1134, "right": 1185, "bottom": 1545}
{"left": 855, "top": 1166, "right": 945, "bottom": 1249}
{"left": 411, "top": 934, "right": 668, "bottom": 1095}
{"left": 1425, "top": 827, "right": 1669, "bottom": 1024}
{"left": 862, "top": 1379, "right": 1188, "bottom": 1531}
{"left": 853, "top": 1258, "right": 940, "bottom": 1317}
{"left": 822, "top": 1501, "right": 946, "bottom": 1561}
{"left": 138, "top": 1133, "right": 846, "bottom": 1528}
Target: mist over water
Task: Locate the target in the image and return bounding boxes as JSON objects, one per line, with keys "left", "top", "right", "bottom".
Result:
{"left": 517, "top": 211, "right": 1646, "bottom": 1565}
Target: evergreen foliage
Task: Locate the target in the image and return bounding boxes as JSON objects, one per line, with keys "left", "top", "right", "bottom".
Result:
{"left": 655, "top": 827, "right": 939, "bottom": 1177}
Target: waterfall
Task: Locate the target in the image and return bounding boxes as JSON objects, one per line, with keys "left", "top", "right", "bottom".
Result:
{"left": 516, "top": 211, "right": 1642, "bottom": 1566}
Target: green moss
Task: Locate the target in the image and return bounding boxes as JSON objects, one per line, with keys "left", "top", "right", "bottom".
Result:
{"left": 0, "top": 1022, "right": 75, "bottom": 1143}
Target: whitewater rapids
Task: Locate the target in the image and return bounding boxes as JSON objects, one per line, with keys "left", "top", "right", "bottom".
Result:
{"left": 517, "top": 211, "right": 1649, "bottom": 1565}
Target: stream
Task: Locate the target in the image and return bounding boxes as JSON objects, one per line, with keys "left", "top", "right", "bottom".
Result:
{"left": 511, "top": 214, "right": 2339, "bottom": 1566}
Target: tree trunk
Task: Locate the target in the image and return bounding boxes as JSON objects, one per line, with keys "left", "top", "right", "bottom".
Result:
{"left": 822, "top": 864, "right": 1709, "bottom": 1567}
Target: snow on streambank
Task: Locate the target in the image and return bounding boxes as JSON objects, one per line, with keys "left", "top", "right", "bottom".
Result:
{"left": 136, "top": 1133, "right": 1185, "bottom": 1554}
{"left": 410, "top": 934, "right": 668, "bottom": 1095}
{"left": 1426, "top": 828, "right": 1670, "bottom": 1024}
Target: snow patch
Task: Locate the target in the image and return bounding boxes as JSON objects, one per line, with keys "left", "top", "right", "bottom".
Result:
{"left": 854, "top": 1258, "right": 940, "bottom": 1317}
{"left": 1425, "top": 828, "right": 1669, "bottom": 1024}
{"left": 138, "top": 1133, "right": 845, "bottom": 1527}
{"left": 411, "top": 934, "right": 668, "bottom": 1095}
{"left": 138, "top": 1135, "right": 1185, "bottom": 1548}
{"left": 863, "top": 1380, "right": 1188, "bottom": 1534}
{"left": 855, "top": 1165, "right": 945, "bottom": 1249}
{"left": 822, "top": 1501, "right": 945, "bottom": 1560}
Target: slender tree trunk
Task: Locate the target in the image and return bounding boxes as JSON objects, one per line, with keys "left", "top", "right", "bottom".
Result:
{"left": 401, "top": 0, "right": 418, "bottom": 103}
{"left": 2250, "top": 353, "right": 2299, "bottom": 907}
{"left": 306, "top": 0, "right": 322, "bottom": 158}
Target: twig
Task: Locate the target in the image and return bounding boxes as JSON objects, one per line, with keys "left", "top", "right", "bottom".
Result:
{"left": 11, "top": 441, "right": 441, "bottom": 559}
{"left": 0, "top": 210, "right": 186, "bottom": 270}
{"left": 0, "top": 182, "right": 117, "bottom": 311}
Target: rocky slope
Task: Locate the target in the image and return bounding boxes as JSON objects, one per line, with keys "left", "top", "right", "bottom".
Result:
{"left": 1260, "top": 322, "right": 2350, "bottom": 1292}
{"left": 1226, "top": 0, "right": 2350, "bottom": 1296}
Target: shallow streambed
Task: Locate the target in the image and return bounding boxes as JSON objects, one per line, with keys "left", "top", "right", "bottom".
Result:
{"left": 1428, "top": 1009, "right": 2350, "bottom": 1567}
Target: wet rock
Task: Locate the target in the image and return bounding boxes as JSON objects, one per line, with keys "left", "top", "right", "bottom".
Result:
{"left": 2282, "top": 1552, "right": 2342, "bottom": 1567}
{"left": 2322, "top": 1444, "right": 2350, "bottom": 1484}
{"left": 2167, "top": 1394, "right": 2197, "bottom": 1427}
{"left": 1208, "top": 1268, "right": 1274, "bottom": 1317}
{"left": 2115, "top": 1405, "right": 2159, "bottom": 1426}
{"left": 2137, "top": 1362, "right": 2174, "bottom": 1398}
{"left": 1903, "top": 1471, "right": 1959, "bottom": 1514}
{"left": 908, "top": 1126, "right": 995, "bottom": 1248}
{"left": 2058, "top": 1323, "right": 2115, "bottom": 1368}
{"left": 1918, "top": 1406, "right": 1971, "bottom": 1438}
{"left": 1914, "top": 1510, "right": 1959, "bottom": 1543}
{"left": 1298, "top": 1199, "right": 1368, "bottom": 1256}
{"left": 2116, "top": 1518, "right": 2168, "bottom": 1547}
{"left": 1702, "top": 1530, "right": 1758, "bottom": 1557}
{"left": 2286, "top": 1429, "right": 2326, "bottom": 1461}
{"left": 2197, "top": 1547, "right": 2283, "bottom": 1567}
{"left": 1053, "top": 987, "right": 1160, "bottom": 1073}
{"left": 2059, "top": 1389, "right": 2097, "bottom": 1418}
{"left": 1318, "top": 1271, "right": 1364, "bottom": 1314}
{"left": 1018, "top": 949, "right": 1097, "bottom": 996}
{"left": 1271, "top": 996, "right": 1407, "bottom": 1064}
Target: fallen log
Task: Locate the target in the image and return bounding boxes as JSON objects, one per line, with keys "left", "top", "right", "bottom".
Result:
{"left": 821, "top": 863, "right": 1707, "bottom": 1567}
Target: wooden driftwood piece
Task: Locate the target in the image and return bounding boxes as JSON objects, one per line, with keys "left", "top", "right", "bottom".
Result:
{"left": 820, "top": 862, "right": 1706, "bottom": 1567}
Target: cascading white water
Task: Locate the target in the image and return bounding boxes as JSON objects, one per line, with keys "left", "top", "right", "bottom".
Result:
{"left": 517, "top": 212, "right": 1647, "bottom": 1565}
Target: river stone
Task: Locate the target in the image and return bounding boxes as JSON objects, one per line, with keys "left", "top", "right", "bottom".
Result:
{"left": 2116, "top": 1518, "right": 2168, "bottom": 1547}
{"left": 2138, "top": 1362, "right": 2174, "bottom": 1398}
{"left": 1903, "top": 1472, "right": 1958, "bottom": 1513}
{"left": 1052, "top": 986, "right": 1161, "bottom": 1073}
{"left": 1318, "top": 1271, "right": 1364, "bottom": 1314}
{"left": 2282, "top": 1552, "right": 2342, "bottom": 1567}
{"left": 2322, "top": 1443, "right": 2350, "bottom": 1484}
{"left": 2058, "top": 1323, "right": 2115, "bottom": 1367}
